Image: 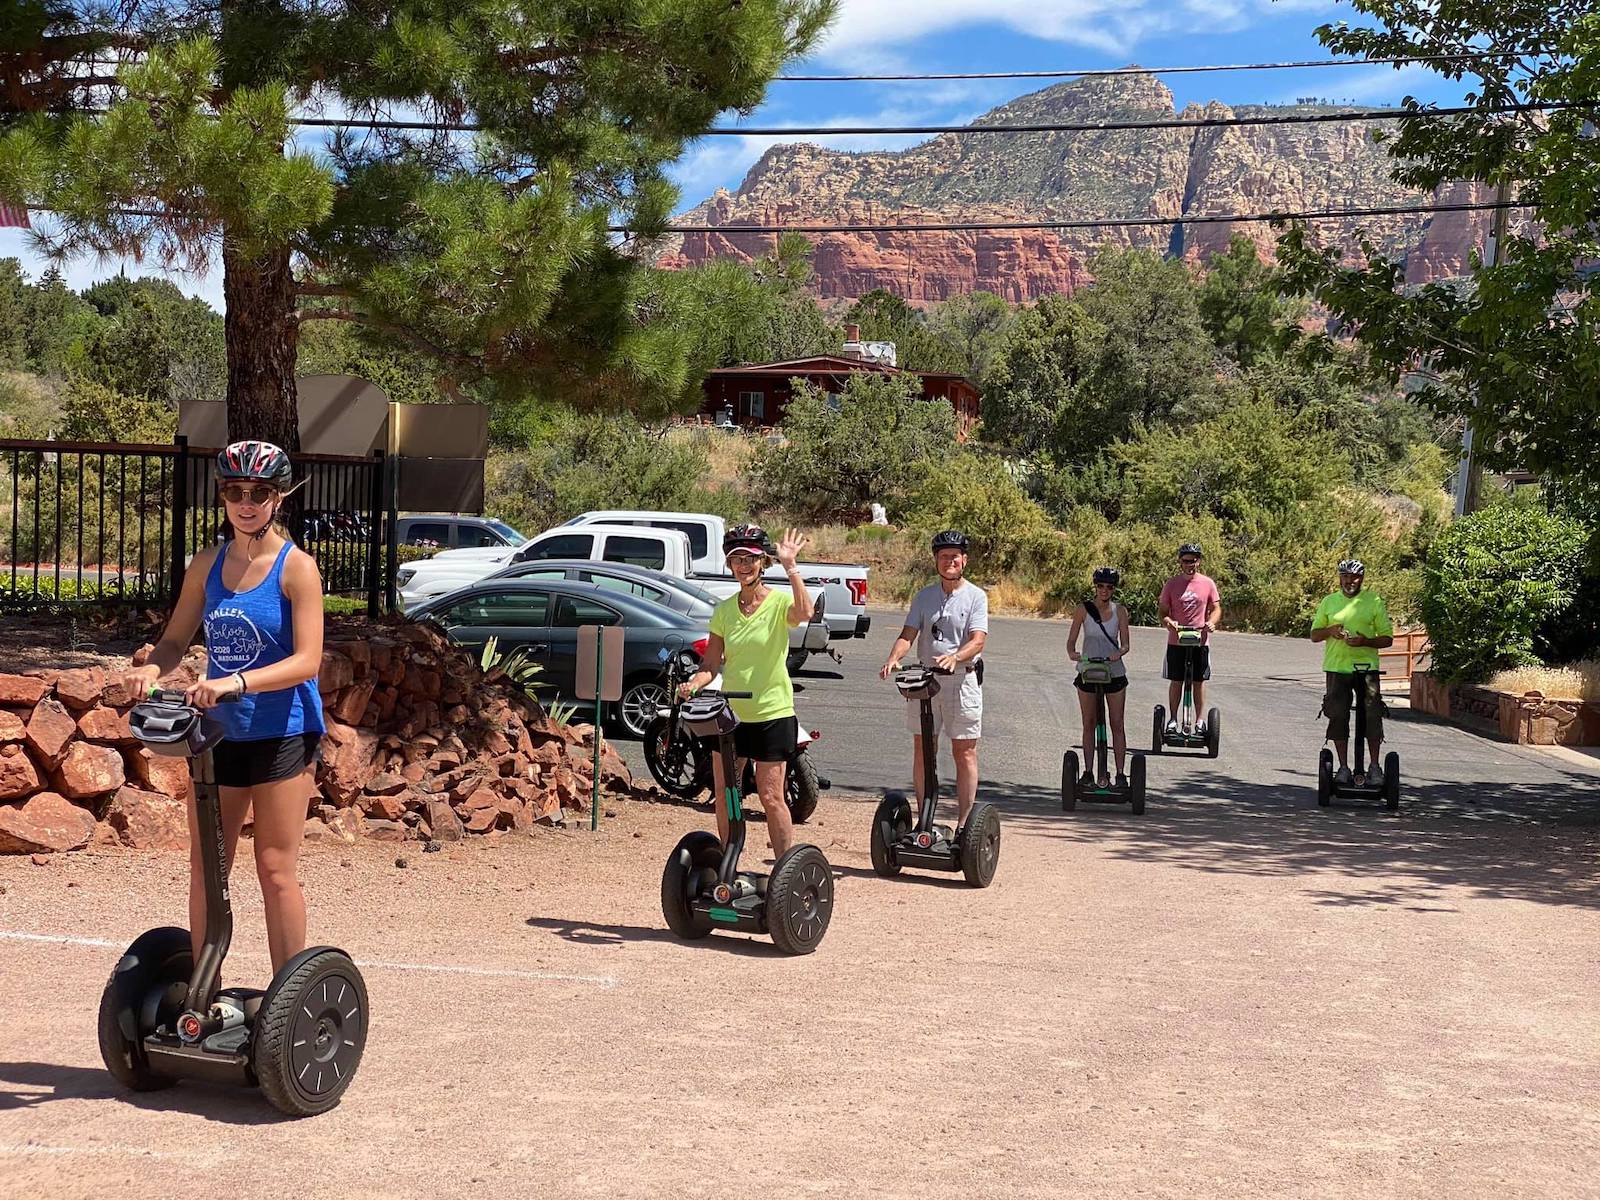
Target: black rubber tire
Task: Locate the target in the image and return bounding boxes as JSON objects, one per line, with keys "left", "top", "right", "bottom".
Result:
{"left": 254, "top": 949, "right": 368, "bottom": 1117}
{"left": 765, "top": 844, "right": 834, "bottom": 955}
{"left": 1205, "top": 708, "right": 1222, "bottom": 758}
{"left": 786, "top": 648, "right": 809, "bottom": 674}
{"left": 1317, "top": 748, "right": 1334, "bottom": 807}
{"left": 1151, "top": 706, "right": 1166, "bottom": 755}
{"left": 1129, "top": 754, "right": 1147, "bottom": 815}
{"left": 643, "top": 719, "right": 708, "bottom": 799}
{"left": 1061, "top": 750, "right": 1079, "bottom": 812}
{"left": 661, "top": 830, "right": 721, "bottom": 939}
{"left": 788, "top": 752, "right": 821, "bottom": 825}
{"left": 959, "top": 802, "right": 1001, "bottom": 888}
{"left": 97, "top": 925, "right": 191, "bottom": 1092}
{"left": 1383, "top": 751, "right": 1401, "bottom": 811}
{"left": 870, "top": 793, "right": 913, "bottom": 876}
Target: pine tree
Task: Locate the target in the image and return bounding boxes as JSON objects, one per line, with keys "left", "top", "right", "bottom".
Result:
{"left": 1, "top": 2, "right": 836, "bottom": 445}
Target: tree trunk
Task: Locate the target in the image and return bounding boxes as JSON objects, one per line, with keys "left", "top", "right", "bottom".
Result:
{"left": 223, "top": 238, "right": 300, "bottom": 450}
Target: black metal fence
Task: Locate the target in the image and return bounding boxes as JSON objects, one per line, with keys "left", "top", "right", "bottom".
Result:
{"left": 1, "top": 436, "right": 396, "bottom": 614}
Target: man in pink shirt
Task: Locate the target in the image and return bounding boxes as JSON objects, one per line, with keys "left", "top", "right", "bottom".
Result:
{"left": 1158, "top": 543, "right": 1223, "bottom": 736}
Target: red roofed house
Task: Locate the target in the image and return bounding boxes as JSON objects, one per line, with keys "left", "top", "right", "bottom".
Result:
{"left": 698, "top": 325, "right": 981, "bottom": 436}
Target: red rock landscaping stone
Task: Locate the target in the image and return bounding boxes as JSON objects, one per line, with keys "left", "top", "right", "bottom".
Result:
{"left": 0, "top": 744, "right": 42, "bottom": 800}
{"left": 0, "top": 791, "right": 96, "bottom": 854}
{"left": 0, "top": 710, "right": 29, "bottom": 741}
{"left": 55, "top": 667, "right": 106, "bottom": 710}
{"left": 0, "top": 674, "right": 47, "bottom": 707}
{"left": 426, "top": 798, "right": 463, "bottom": 842}
{"left": 54, "top": 741, "right": 126, "bottom": 799}
{"left": 77, "top": 705, "right": 137, "bottom": 745}
{"left": 25, "top": 699, "right": 78, "bottom": 763}
{"left": 128, "top": 748, "right": 193, "bottom": 800}
{"left": 106, "top": 785, "right": 187, "bottom": 850}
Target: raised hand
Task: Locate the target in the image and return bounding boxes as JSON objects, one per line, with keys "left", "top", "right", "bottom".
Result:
{"left": 775, "top": 527, "right": 807, "bottom": 570}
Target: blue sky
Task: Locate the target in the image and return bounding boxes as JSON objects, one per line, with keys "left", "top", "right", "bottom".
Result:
{"left": 2, "top": 0, "right": 1470, "bottom": 308}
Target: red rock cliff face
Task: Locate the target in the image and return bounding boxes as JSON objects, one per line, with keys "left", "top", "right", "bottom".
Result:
{"left": 653, "top": 76, "right": 1499, "bottom": 301}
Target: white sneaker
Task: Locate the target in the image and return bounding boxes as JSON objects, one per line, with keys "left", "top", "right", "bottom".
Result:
{"left": 1334, "top": 767, "right": 1354, "bottom": 786}
{"left": 1164, "top": 720, "right": 1179, "bottom": 736}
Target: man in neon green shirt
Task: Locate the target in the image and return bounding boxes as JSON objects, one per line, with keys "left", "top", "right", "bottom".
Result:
{"left": 1310, "top": 558, "right": 1395, "bottom": 786}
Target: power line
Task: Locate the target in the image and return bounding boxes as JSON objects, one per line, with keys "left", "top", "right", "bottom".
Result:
{"left": 773, "top": 50, "right": 1539, "bottom": 82}
{"left": 638, "top": 200, "right": 1528, "bottom": 236}
{"left": 287, "top": 99, "right": 1578, "bottom": 138}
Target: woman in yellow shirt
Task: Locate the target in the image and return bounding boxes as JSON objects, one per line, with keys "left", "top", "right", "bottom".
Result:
{"left": 679, "top": 524, "right": 813, "bottom": 859}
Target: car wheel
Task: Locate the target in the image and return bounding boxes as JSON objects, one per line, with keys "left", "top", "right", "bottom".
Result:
{"left": 618, "top": 679, "right": 670, "bottom": 740}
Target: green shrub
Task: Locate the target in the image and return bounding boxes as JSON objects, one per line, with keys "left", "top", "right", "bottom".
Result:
{"left": 1420, "top": 503, "right": 1588, "bottom": 682}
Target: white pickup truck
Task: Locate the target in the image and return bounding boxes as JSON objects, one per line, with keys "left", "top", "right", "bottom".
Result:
{"left": 394, "top": 522, "right": 858, "bottom": 669}
{"left": 559, "top": 510, "right": 871, "bottom": 644}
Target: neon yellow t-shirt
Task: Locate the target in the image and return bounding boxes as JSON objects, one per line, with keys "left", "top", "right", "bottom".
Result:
{"left": 709, "top": 590, "right": 795, "bottom": 723}
{"left": 1311, "top": 589, "right": 1393, "bottom": 673}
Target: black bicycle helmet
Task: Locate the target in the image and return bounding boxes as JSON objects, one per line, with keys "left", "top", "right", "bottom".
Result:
{"left": 722, "top": 523, "right": 772, "bottom": 557}
{"left": 1177, "top": 542, "right": 1203, "bottom": 559}
{"left": 1338, "top": 558, "right": 1366, "bottom": 576}
{"left": 217, "top": 439, "right": 293, "bottom": 492}
{"left": 128, "top": 698, "right": 225, "bottom": 759}
{"left": 1092, "top": 566, "right": 1121, "bottom": 587}
{"left": 931, "top": 529, "right": 970, "bottom": 553}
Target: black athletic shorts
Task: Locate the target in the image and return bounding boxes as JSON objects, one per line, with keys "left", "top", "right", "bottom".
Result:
{"left": 732, "top": 715, "right": 798, "bottom": 763}
{"left": 213, "top": 733, "right": 323, "bottom": 788}
{"left": 1162, "top": 644, "right": 1212, "bottom": 682}
{"left": 1075, "top": 674, "right": 1129, "bottom": 695}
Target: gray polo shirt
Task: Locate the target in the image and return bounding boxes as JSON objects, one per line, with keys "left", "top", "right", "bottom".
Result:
{"left": 905, "top": 580, "right": 989, "bottom": 668}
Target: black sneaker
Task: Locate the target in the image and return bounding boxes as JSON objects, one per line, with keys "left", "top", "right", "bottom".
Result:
{"left": 1077, "top": 771, "right": 1095, "bottom": 790}
{"left": 1115, "top": 773, "right": 1129, "bottom": 790}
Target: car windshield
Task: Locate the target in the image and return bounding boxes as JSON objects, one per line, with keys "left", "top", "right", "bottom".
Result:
{"left": 487, "top": 519, "right": 524, "bottom": 543}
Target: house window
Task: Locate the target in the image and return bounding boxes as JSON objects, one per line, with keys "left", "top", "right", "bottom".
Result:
{"left": 739, "top": 390, "right": 766, "bottom": 421}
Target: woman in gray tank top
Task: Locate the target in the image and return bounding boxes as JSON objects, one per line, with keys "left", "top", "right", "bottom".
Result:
{"left": 1066, "top": 566, "right": 1133, "bottom": 788}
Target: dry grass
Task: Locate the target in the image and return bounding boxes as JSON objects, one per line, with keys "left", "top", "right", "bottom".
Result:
{"left": 667, "top": 424, "right": 758, "bottom": 491}
{"left": 1488, "top": 660, "right": 1600, "bottom": 701}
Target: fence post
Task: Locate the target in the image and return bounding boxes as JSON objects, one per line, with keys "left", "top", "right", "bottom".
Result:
{"left": 385, "top": 452, "right": 400, "bottom": 614}
{"left": 366, "top": 449, "right": 384, "bottom": 617}
{"left": 169, "top": 435, "right": 189, "bottom": 605}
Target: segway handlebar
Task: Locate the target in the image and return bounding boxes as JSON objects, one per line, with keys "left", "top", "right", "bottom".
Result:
{"left": 693, "top": 688, "right": 753, "bottom": 700}
{"left": 146, "top": 687, "right": 242, "bottom": 705}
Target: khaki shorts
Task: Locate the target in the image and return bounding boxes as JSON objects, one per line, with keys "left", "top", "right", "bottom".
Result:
{"left": 905, "top": 669, "right": 982, "bottom": 741}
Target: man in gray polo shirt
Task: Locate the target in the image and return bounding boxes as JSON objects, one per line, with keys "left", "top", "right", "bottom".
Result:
{"left": 879, "top": 530, "right": 989, "bottom": 831}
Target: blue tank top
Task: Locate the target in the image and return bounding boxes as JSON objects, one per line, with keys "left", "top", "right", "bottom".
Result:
{"left": 203, "top": 542, "right": 325, "bottom": 742}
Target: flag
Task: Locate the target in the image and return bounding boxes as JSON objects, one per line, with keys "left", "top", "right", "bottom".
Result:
{"left": 0, "top": 204, "right": 31, "bottom": 229}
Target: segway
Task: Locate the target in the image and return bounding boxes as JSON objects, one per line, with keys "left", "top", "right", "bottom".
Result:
{"left": 660, "top": 690, "right": 834, "bottom": 954}
{"left": 99, "top": 690, "right": 368, "bottom": 1116}
{"left": 1317, "top": 666, "right": 1400, "bottom": 811}
{"left": 870, "top": 666, "right": 1001, "bottom": 886}
{"left": 1062, "top": 658, "right": 1146, "bottom": 814}
{"left": 1153, "top": 626, "right": 1220, "bottom": 757}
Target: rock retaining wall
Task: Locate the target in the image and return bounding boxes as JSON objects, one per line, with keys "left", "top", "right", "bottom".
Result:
{"left": 0, "top": 620, "right": 640, "bottom": 855}
{"left": 1409, "top": 670, "right": 1600, "bottom": 746}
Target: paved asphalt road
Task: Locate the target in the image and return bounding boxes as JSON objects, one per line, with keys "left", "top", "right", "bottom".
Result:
{"left": 621, "top": 609, "right": 1600, "bottom": 826}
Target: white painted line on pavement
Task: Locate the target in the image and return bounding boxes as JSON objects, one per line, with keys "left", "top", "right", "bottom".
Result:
{"left": 0, "top": 930, "right": 620, "bottom": 990}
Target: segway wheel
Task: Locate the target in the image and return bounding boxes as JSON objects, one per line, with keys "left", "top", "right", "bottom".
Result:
{"left": 1205, "top": 708, "right": 1222, "bottom": 759}
{"left": 870, "top": 793, "right": 913, "bottom": 876}
{"left": 643, "top": 720, "right": 707, "bottom": 799}
{"left": 1317, "top": 748, "right": 1333, "bottom": 807}
{"left": 1129, "top": 754, "right": 1146, "bottom": 816}
{"left": 959, "top": 802, "right": 1001, "bottom": 887}
{"left": 254, "top": 948, "right": 368, "bottom": 1117}
{"left": 787, "top": 753, "right": 821, "bottom": 825}
{"left": 766, "top": 844, "right": 834, "bottom": 955}
{"left": 1383, "top": 751, "right": 1401, "bottom": 811}
{"left": 661, "top": 830, "right": 722, "bottom": 939}
{"left": 1061, "top": 751, "right": 1079, "bottom": 812}
{"left": 97, "top": 925, "right": 191, "bottom": 1092}
{"left": 1151, "top": 706, "right": 1166, "bottom": 755}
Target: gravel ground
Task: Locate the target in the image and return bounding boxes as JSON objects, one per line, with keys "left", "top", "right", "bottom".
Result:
{"left": 2, "top": 778, "right": 1598, "bottom": 1199}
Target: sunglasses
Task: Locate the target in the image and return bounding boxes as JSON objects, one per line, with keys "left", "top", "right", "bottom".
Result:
{"left": 1180, "top": 558, "right": 1200, "bottom": 566}
{"left": 220, "top": 484, "right": 277, "bottom": 505}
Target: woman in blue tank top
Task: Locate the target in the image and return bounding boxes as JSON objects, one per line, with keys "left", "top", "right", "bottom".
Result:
{"left": 121, "top": 441, "right": 325, "bottom": 974}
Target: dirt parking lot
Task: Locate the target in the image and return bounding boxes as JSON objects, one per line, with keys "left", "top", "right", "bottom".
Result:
{"left": 3, "top": 774, "right": 1598, "bottom": 1199}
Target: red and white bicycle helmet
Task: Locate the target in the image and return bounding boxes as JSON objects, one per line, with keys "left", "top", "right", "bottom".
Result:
{"left": 217, "top": 440, "right": 293, "bottom": 492}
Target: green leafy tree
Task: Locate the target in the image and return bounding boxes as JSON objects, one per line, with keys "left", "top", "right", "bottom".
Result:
{"left": 1420, "top": 502, "right": 1587, "bottom": 681}
{"left": 928, "top": 291, "right": 1014, "bottom": 384}
{"left": 1197, "top": 234, "right": 1300, "bottom": 367}
{"left": 19, "top": 266, "right": 96, "bottom": 376}
{"left": 750, "top": 372, "right": 957, "bottom": 519}
{"left": 1277, "top": 4, "right": 1600, "bottom": 520}
{"left": 1074, "top": 247, "right": 1217, "bottom": 444}
{"left": 979, "top": 294, "right": 1101, "bottom": 457}
{"left": 841, "top": 289, "right": 963, "bottom": 373}
{"left": 1, "top": 2, "right": 835, "bottom": 447}
{"left": 0, "top": 260, "right": 28, "bottom": 368}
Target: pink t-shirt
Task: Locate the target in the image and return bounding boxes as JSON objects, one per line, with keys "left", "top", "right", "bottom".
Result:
{"left": 1160, "top": 573, "right": 1220, "bottom": 645}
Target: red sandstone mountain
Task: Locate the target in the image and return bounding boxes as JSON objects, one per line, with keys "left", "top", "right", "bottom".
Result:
{"left": 653, "top": 73, "right": 1503, "bottom": 302}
